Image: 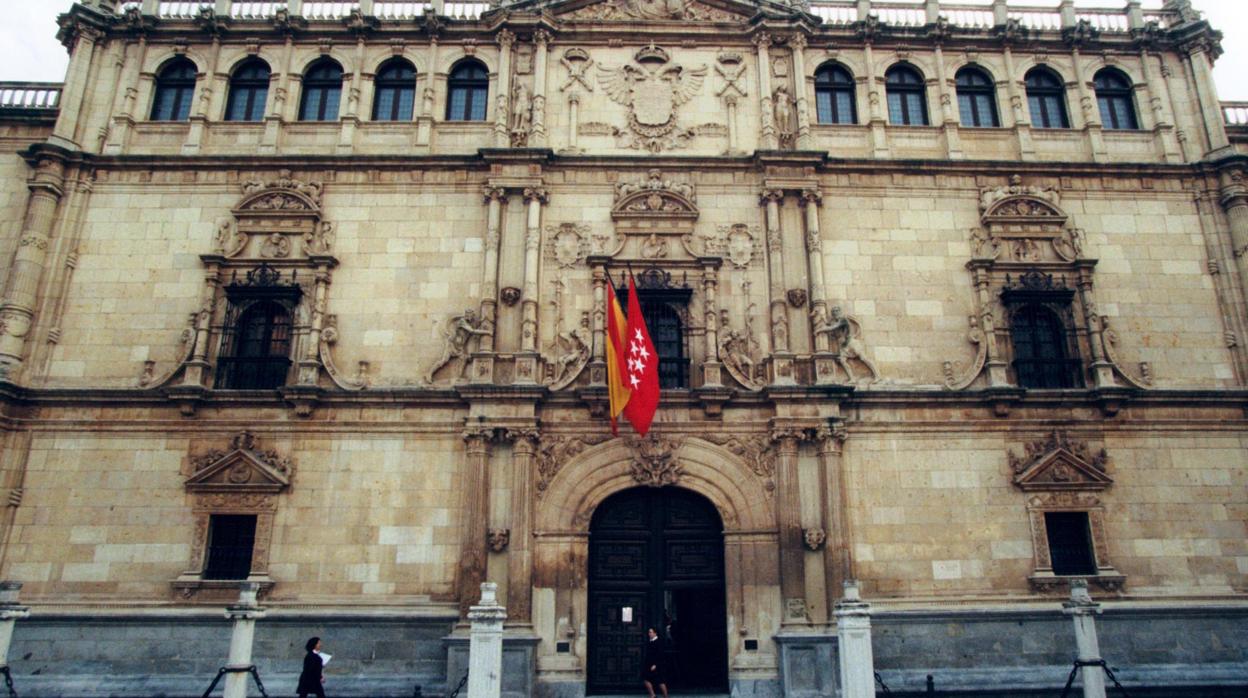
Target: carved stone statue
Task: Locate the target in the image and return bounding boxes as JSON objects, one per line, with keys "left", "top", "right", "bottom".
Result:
{"left": 813, "top": 305, "right": 880, "bottom": 384}
{"left": 510, "top": 82, "right": 533, "bottom": 147}
{"left": 720, "top": 328, "right": 759, "bottom": 387}
{"left": 425, "top": 309, "right": 491, "bottom": 384}
{"left": 550, "top": 312, "right": 592, "bottom": 387}
{"left": 773, "top": 85, "right": 794, "bottom": 149}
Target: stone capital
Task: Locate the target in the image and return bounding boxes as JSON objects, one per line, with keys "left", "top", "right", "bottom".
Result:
{"left": 523, "top": 187, "right": 549, "bottom": 205}
{"left": 533, "top": 28, "right": 553, "bottom": 46}
{"left": 496, "top": 28, "right": 516, "bottom": 49}
{"left": 482, "top": 185, "right": 506, "bottom": 203}
{"left": 759, "top": 188, "right": 784, "bottom": 206}
{"left": 800, "top": 188, "right": 823, "bottom": 207}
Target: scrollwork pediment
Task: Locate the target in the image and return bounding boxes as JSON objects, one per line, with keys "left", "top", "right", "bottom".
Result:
{"left": 1011, "top": 430, "right": 1112, "bottom": 492}
{"left": 186, "top": 431, "right": 293, "bottom": 495}
{"left": 612, "top": 170, "right": 699, "bottom": 220}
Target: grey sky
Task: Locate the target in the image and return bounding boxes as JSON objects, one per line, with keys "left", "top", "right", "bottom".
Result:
{"left": 1, "top": 1, "right": 1245, "bottom": 100}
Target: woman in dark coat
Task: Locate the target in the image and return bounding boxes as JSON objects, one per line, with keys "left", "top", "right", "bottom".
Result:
{"left": 297, "top": 636, "right": 325, "bottom": 698}
{"left": 642, "top": 627, "right": 669, "bottom": 698}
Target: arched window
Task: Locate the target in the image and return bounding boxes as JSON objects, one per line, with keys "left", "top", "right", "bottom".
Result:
{"left": 1094, "top": 68, "right": 1139, "bottom": 130}
{"left": 299, "top": 59, "right": 343, "bottom": 122}
{"left": 1025, "top": 67, "right": 1070, "bottom": 129}
{"left": 955, "top": 66, "right": 999, "bottom": 128}
{"left": 1010, "top": 305, "right": 1081, "bottom": 389}
{"left": 446, "top": 60, "right": 489, "bottom": 122}
{"left": 885, "top": 64, "right": 928, "bottom": 126}
{"left": 224, "top": 58, "right": 271, "bottom": 122}
{"left": 814, "top": 63, "right": 857, "bottom": 125}
{"left": 150, "top": 58, "right": 197, "bottom": 122}
{"left": 215, "top": 301, "right": 293, "bottom": 390}
{"left": 373, "top": 58, "right": 417, "bottom": 122}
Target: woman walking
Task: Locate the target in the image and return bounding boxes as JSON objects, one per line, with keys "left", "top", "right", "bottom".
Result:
{"left": 642, "top": 627, "right": 669, "bottom": 698}
{"left": 297, "top": 636, "right": 326, "bottom": 698}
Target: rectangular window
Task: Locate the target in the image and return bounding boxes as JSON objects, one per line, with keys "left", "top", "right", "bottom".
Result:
{"left": 1045, "top": 511, "right": 1097, "bottom": 576}
{"left": 204, "top": 514, "right": 257, "bottom": 580}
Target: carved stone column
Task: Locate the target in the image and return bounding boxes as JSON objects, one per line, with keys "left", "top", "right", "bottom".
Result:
{"left": 1182, "top": 38, "right": 1230, "bottom": 155}
{"left": 416, "top": 31, "right": 440, "bottom": 146}
{"left": 1137, "top": 49, "right": 1182, "bottom": 163}
{"left": 771, "top": 427, "right": 806, "bottom": 626}
{"left": 789, "top": 35, "right": 812, "bottom": 150}
{"left": 494, "top": 29, "right": 516, "bottom": 149}
{"left": 754, "top": 33, "right": 778, "bottom": 150}
{"left": 1068, "top": 45, "right": 1108, "bottom": 162}
{"left": 801, "top": 189, "right": 828, "bottom": 351}
{"left": 816, "top": 423, "right": 850, "bottom": 618}
{"left": 566, "top": 91, "right": 581, "bottom": 152}
{"left": 932, "top": 43, "right": 963, "bottom": 159}
{"left": 701, "top": 262, "right": 722, "bottom": 386}
{"left": 530, "top": 30, "right": 551, "bottom": 147}
{"left": 181, "top": 265, "right": 222, "bottom": 389}
{"left": 863, "top": 42, "right": 889, "bottom": 157}
{"left": 1076, "top": 270, "right": 1115, "bottom": 389}
{"left": 761, "top": 189, "right": 793, "bottom": 383}
{"left": 459, "top": 426, "right": 497, "bottom": 617}
{"left": 505, "top": 427, "right": 540, "bottom": 623}
{"left": 517, "top": 188, "right": 547, "bottom": 383}
{"left": 480, "top": 187, "right": 505, "bottom": 354}
{"left": 336, "top": 36, "right": 368, "bottom": 154}
{"left": 50, "top": 20, "right": 102, "bottom": 150}
{"left": 297, "top": 269, "right": 331, "bottom": 385}
{"left": 0, "top": 154, "right": 67, "bottom": 373}
{"left": 588, "top": 264, "right": 607, "bottom": 385}
{"left": 1220, "top": 170, "right": 1248, "bottom": 312}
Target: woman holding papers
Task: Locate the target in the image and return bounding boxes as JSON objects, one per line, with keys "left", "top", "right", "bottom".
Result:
{"left": 297, "top": 636, "right": 327, "bottom": 698}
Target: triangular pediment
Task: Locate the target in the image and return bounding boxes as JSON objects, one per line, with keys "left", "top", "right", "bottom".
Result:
{"left": 538, "top": 0, "right": 788, "bottom": 23}
{"left": 1013, "top": 446, "right": 1112, "bottom": 492}
{"left": 186, "top": 432, "right": 292, "bottom": 495}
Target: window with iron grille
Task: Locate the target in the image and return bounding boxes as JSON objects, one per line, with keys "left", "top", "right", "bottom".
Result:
{"left": 1008, "top": 304, "right": 1083, "bottom": 389}
{"left": 955, "top": 66, "right": 1000, "bottom": 128}
{"left": 1094, "top": 68, "right": 1139, "bottom": 131}
{"left": 640, "top": 300, "right": 688, "bottom": 390}
{"left": 885, "top": 64, "right": 928, "bottom": 126}
{"left": 215, "top": 300, "right": 295, "bottom": 390}
{"left": 814, "top": 63, "right": 856, "bottom": 125}
{"left": 225, "top": 58, "right": 271, "bottom": 122}
{"left": 203, "top": 514, "right": 257, "bottom": 580}
{"left": 373, "top": 58, "right": 417, "bottom": 122}
{"left": 299, "top": 59, "right": 343, "bottom": 122}
{"left": 151, "top": 58, "right": 197, "bottom": 122}
{"left": 1025, "top": 67, "right": 1070, "bottom": 129}
{"left": 447, "top": 60, "right": 489, "bottom": 121}
{"left": 1044, "top": 511, "right": 1097, "bottom": 576}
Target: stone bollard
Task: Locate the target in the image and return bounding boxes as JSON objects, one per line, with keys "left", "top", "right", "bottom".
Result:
{"left": 1062, "top": 580, "right": 1107, "bottom": 698}
{"left": 467, "top": 582, "right": 506, "bottom": 698}
{"left": 835, "top": 580, "right": 876, "bottom": 698}
{"left": 0, "top": 582, "right": 29, "bottom": 682}
{"left": 223, "top": 582, "right": 266, "bottom": 698}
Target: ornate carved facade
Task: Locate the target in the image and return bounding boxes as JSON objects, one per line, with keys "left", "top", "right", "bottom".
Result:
{"left": 0, "top": 0, "right": 1244, "bottom": 696}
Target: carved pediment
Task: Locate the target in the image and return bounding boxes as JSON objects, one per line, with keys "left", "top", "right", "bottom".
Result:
{"left": 186, "top": 431, "right": 292, "bottom": 495}
{"left": 1011, "top": 431, "right": 1112, "bottom": 492}
{"left": 980, "top": 175, "right": 1067, "bottom": 226}
{"left": 612, "top": 169, "right": 699, "bottom": 220}
{"left": 232, "top": 169, "right": 324, "bottom": 227}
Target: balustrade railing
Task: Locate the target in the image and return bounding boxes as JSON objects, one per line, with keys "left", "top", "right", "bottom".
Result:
{"left": 1224, "top": 102, "right": 1248, "bottom": 128}
{"left": 99, "top": 0, "right": 1177, "bottom": 30}
{"left": 0, "top": 83, "right": 62, "bottom": 112}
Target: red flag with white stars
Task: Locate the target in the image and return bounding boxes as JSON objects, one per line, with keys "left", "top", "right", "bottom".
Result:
{"left": 620, "top": 276, "right": 660, "bottom": 436}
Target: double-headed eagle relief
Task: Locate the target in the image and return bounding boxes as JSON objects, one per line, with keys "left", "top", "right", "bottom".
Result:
{"left": 598, "top": 44, "right": 707, "bottom": 152}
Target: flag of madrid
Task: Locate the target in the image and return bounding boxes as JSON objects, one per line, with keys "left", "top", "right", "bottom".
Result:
{"left": 621, "top": 276, "right": 660, "bottom": 436}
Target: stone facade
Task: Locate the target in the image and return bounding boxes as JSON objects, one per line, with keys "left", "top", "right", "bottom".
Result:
{"left": 0, "top": 0, "right": 1244, "bottom": 696}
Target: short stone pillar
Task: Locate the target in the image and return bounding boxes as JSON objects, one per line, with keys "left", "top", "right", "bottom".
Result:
{"left": 1062, "top": 580, "right": 1107, "bottom": 698}
{"left": 467, "top": 582, "right": 506, "bottom": 698}
{"left": 835, "top": 580, "right": 876, "bottom": 698}
{"left": 223, "top": 582, "right": 266, "bottom": 698}
{"left": 0, "top": 582, "right": 30, "bottom": 675}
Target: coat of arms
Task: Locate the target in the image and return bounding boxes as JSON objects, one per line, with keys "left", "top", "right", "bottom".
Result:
{"left": 598, "top": 44, "right": 707, "bottom": 152}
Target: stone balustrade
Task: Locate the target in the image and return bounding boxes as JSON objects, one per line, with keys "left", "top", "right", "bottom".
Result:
{"left": 1224, "top": 102, "right": 1248, "bottom": 128}
{"left": 0, "top": 83, "right": 62, "bottom": 113}
{"left": 98, "top": 0, "right": 1177, "bottom": 30}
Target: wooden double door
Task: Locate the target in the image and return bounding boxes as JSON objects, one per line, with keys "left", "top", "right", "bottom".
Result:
{"left": 586, "top": 487, "right": 728, "bottom": 694}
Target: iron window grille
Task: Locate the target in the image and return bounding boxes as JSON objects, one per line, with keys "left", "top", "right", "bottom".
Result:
{"left": 885, "top": 65, "right": 929, "bottom": 126}
{"left": 615, "top": 271, "right": 691, "bottom": 390}
{"left": 955, "top": 66, "right": 1000, "bottom": 128}
{"left": 373, "top": 58, "right": 417, "bottom": 122}
{"left": 225, "top": 58, "right": 271, "bottom": 122}
{"left": 1002, "top": 273, "right": 1084, "bottom": 390}
{"left": 203, "top": 514, "right": 257, "bottom": 580}
{"left": 1094, "top": 69, "right": 1139, "bottom": 131}
{"left": 1025, "top": 67, "right": 1070, "bottom": 129}
{"left": 814, "top": 63, "right": 857, "bottom": 125}
{"left": 1044, "top": 511, "right": 1098, "bottom": 576}
{"left": 151, "top": 58, "right": 197, "bottom": 122}
{"left": 214, "top": 264, "right": 302, "bottom": 390}
{"left": 446, "top": 60, "right": 489, "bottom": 122}
{"left": 299, "top": 59, "right": 344, "bottom": 122}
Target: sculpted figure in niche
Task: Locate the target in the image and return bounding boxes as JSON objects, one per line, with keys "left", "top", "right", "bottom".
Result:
{"left": 551, "top": 312, "right": 592, "bottom": 386}
{"left": 773, "top": 85, "right": 795, "bottom": 148}
{"left": 720, "top": 329, "right": 758, "bottom": 383}
{"left": 510, "top": 83, "right": 533, "bottom": 147}
{"left": 260, "top": 233, "right": 291, "bottom": 259}
{"left": 425, "top": 309, "right": 491, "bottom": 384}
{"left": 813, "top": 305, "right": 880, "bottom": 384}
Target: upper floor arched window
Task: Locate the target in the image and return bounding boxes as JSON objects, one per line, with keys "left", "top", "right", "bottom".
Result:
{"left": 955, "top": 66, "right": 999, "bottom": 128}
{"left": 224, "top": 58, "right": 271, "bottom": 122}
{"left": 299, "top": 59, "right": 343, "bottom": 122}
{"left": 151, "top": 57, "right": 197, "bottom": 122}
{"left": 1025, "top": 67, "right": 1070, "bottom": 129}
{"left": 373, "top": 58, "right": 417, "bottom": 122}
{"left": 446, "top": 59, "right": 489, "bottom": 122}
{"left": 814, "top": 63, "right": 856, "bottom": 125}
{"left": 1094, "top": 68, "right": 1139, "bottom": 130}
{"left": 885, "top": 64, "right": 928, "bottom": 126}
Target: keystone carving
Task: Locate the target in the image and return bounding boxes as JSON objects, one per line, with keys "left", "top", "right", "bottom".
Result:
{"left": 627, "top": 433, "right": 682, "bottom": 487}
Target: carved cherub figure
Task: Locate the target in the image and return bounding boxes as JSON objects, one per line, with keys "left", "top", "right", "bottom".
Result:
{"left": 813, "top": 305, "right": 880, "bottom": 384}
{"left": 551, "top": 312, "right": 592, "bottom": 386}
{"left": 425, "top": 309, "right": 491, "bottom": 384}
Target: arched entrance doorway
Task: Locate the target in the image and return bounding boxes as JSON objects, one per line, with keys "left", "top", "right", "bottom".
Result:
{"left": 587, "top": 486, "right": 728, "bottom": 694}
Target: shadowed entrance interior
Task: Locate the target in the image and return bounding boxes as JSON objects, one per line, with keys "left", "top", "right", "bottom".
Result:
{"left": 587, "top": 486, "right": 728, "bottom": 694}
